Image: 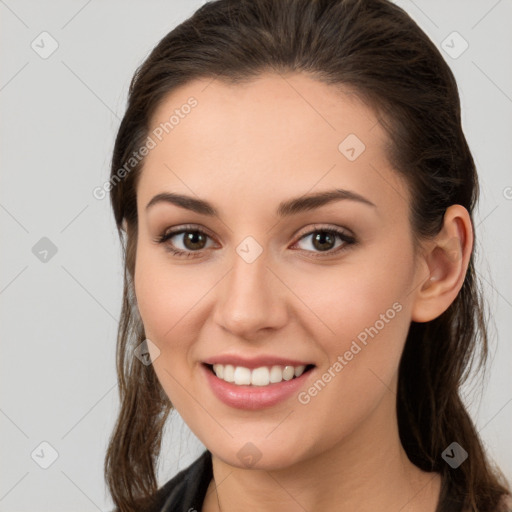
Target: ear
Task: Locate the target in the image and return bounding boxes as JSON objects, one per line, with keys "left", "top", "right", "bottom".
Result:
{"left": 411, "top": 204, "right": 473, "bottom": 323}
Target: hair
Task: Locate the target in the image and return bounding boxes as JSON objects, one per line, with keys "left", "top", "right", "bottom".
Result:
{"left": 104, "top": 0, "right": 511, "bottom": 510}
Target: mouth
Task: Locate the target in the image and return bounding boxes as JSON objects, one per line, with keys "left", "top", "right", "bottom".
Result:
{"left": 203, "top": 362, "right": 316, "bottom": 387}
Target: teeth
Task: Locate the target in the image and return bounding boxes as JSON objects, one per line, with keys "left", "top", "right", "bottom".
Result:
{"left": 251, "top": 366, "right": 269, "bottom": 386}
{"left": 269, "top": 365, "right": 283, "bottom": 383}
{"left": 211, "top": 364, "right": 307, "bottom": 386}
{"left": 233, "top": 366, "right": 251, "bottom": 385}
{"left": 283, "top": 365, "right": 295, "bottom": 381}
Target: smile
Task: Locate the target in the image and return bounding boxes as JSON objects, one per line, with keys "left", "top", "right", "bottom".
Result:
{"left": 202, "top": 362, "right": 316, "bottom": 410}
{"left": 208, "top": 363, "right": 314, "bottom": 386}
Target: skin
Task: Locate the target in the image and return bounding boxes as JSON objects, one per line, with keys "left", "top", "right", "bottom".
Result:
{"left": 133, "top": 72, "right": 473, "bottom": 511}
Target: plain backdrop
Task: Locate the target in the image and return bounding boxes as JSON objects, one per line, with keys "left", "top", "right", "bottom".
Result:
{"left": 1, "top": 0, "right": 511, "bottom": 510}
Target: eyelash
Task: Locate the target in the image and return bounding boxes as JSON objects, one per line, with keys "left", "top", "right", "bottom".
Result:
{"left": 154, "top": 223, "right": 357, "bottom": 259}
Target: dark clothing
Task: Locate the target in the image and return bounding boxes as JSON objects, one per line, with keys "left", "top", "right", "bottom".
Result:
{"left": 143, "top": 450, "right": 213, "bottom": 512}
{"left": 144, "top": 449, "right": 467, "bottom": 511}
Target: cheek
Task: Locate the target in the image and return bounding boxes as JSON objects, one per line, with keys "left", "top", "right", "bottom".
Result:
{"left": 289, "top": 266, "right": 411, "bottom": 446}
{"left": 133, "top": 245, "right": 216, "bottom": 355}
{"left": 134, "top": 253, "right": 173, "bottom": 342}
{"left": 133, "top": 247, "right": 208, "bottom": 406}
{"left": 288, "top": 241, "right": 415, "bottom": 385}
{"left": 294, "top": 254, "right": 411, "bottom": 339}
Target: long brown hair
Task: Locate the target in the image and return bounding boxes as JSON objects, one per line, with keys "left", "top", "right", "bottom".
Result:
{"left": 104, "top": 0, "right": 511, "bottom": 510}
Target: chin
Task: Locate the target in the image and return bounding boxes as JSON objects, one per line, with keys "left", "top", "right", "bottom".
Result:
{"left": 208, "top": 435, "right": 309, "bottom": 471}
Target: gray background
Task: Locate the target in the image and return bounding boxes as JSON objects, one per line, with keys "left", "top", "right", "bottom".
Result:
{"left": 1, "top": 0, "right": 511, "bottom": 510}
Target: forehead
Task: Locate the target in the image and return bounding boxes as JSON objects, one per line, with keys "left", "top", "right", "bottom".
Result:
{"left": 138, "top": 72, "right": 408, "bottom": 217}
{"left": 149, "top": 72, "right": 382, "bottom": 152}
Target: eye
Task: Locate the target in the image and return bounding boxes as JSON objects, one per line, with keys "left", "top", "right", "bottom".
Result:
{"left": 154, "top": 223, "right": 356, "bottom": 259}
{"left": 291, "top": 225, "right": 356, "bottom": 257}
{"left": 154, "top": 225, "right": 215, "bottom": 258}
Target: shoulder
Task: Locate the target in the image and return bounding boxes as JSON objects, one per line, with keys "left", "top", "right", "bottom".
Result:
{"left": 138, "top": 449, "right": 213, "bottom": 512}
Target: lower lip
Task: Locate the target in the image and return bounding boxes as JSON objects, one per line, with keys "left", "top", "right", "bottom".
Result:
{"left": 201, "top": 364, "right": 314, "bottom": 410}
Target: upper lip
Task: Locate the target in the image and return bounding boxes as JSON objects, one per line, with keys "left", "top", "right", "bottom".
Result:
{"left": 203, "top": 354, "right": 314, "bottom": 370}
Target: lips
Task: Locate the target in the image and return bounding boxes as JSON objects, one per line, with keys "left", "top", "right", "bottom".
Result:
{"left": 200, "top": 357, "right": 315, "bottom": 410}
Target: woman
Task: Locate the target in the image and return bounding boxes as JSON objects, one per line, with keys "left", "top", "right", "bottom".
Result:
{"left": 104, "top": 0, "right": 512, "bottom": 510}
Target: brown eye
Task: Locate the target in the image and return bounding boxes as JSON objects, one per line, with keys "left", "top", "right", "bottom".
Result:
{"left": 293, "top": 226, "right": 356, "bottom": 257}
{"left": 311, "top": 231, "right": 336, "bottom": 251}
{"left": 181, "top": 231, "right": 208, "bottom": 250}
{"left": 155, "top": 226, "right": 215, "bottom": 257}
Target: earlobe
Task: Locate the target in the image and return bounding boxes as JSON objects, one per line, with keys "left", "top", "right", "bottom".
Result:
{"left": 411, "top": 205, "right": 473, "bottom": 323}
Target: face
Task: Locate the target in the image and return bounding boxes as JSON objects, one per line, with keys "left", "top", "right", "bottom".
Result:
{"left": 133, "top": 72, "right": 425, "bottom": 470}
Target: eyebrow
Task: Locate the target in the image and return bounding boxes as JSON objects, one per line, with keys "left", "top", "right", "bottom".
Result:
{"left": 145, "top": 188, "right": 376, "bottom": 217}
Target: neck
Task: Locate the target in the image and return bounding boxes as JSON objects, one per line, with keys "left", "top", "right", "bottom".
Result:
{"left": 203, "top": 389, "right": 442, "bottom": 512}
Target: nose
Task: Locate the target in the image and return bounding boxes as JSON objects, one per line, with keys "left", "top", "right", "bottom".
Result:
{"left": 212, "top": 247, "right": 288, "bottom": 340}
